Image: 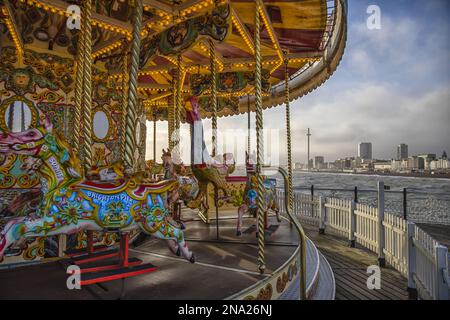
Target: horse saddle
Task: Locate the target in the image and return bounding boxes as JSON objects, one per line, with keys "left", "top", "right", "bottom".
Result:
{"left": 75, "top": 179, "right": 129, "bottom": 193}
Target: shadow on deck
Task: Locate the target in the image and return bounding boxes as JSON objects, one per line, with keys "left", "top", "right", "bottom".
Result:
{"left": 302, "top": 224, "right": 409, "bottom": 300}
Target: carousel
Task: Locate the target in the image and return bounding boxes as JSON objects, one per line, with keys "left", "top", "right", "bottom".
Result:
{"left": 0, "top": 0, "right": 347, "bottom": 299}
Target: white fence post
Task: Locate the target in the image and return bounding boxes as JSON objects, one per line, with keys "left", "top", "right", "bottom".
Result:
{"left": 377, "top": 181, "right": 386, "bottom": 267}
{"left": 349, "top": 201, "right": 356, "bottom": 247}
{"left": 319, "top": 196, "right": 326, "bottom": 234}
{"left": 435, "top": 245, "right": 449, "bottom": 300}
{"left": 407, "top": 222, "right": 418, "bottom": 299}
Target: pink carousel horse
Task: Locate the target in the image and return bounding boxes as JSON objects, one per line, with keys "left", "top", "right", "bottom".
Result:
{"left": 0, "top": 111, "right": 194, "bottom": 263}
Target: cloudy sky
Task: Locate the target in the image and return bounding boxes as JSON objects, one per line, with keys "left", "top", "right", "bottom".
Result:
{"left": 147, "top": 0, "right": 450, "bottom": 165}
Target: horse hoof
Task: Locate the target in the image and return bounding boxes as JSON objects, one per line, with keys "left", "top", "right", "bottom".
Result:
{"left": 176, "top": 247, "right": 181, "bottom": 256}
{"left": 236, "top": 230, "right": 241, "bottom": 236}
{"left": 189, "top": 254, "right": 195, "bottom": 263}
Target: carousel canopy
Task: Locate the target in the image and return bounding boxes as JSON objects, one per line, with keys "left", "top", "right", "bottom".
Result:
{"left": 0, "top": 0, "right": 347, "bottom": 121}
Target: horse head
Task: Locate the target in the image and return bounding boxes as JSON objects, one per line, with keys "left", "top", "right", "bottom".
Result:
{"left": 0, "top": 110, "right": 82, "bottom": 183}
{"left": 161, "top": 148, "right": 172, "bottom": 165}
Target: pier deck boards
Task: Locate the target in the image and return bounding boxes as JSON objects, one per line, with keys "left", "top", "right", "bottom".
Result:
{"left": 302, "top": 224, "right": 409, "bottom": 300}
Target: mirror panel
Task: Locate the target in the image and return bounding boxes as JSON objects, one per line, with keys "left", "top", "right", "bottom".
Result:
{"left": 92, "top": 109, "right": 111, "bottom": 141}
{"left": 0, "top": 97, "right": 37, "bottom": 133}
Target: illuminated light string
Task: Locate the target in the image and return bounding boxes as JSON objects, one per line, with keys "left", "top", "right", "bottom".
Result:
{"left": 19, "top": 0, "right": 132, "bottom": 38}
{"left": 92, "top": 40, "right": 124, "bottom": 59}
{"left": 231, "top": 13, "right": 254, "bottom": 55}
{"left": 2, "top": 7, "right": 23, "bottom": 62}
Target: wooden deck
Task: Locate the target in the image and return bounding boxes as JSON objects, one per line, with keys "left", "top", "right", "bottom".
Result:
{"left": 302, "top": 224, "right": 409, "bottom": 300}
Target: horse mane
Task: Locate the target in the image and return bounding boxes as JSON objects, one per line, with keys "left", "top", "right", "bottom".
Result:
{"left": 53, "top": 130, "right": 83, "bottom": 178}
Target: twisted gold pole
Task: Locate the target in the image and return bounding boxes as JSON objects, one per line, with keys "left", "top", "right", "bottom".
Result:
{"left": 173, "top": 54, "right": 182, "bottom": 160}
{"left": 81, "top": 0, "right": 93, "bottom": 171}
{"left": 284, "top": 58, "right": 293, "bottom": 212}
{"left": 120, "top": 43, "right": 129, "bottom": 161}
{"left": 247, "top": 94, "right": 251, "bottom": 155}
{"left": 254, "top": 3, "right": 265, "bottom": 274}
{"left": 73, "top": 4, "right": 85, "bottom": 157}
{"left": 153, "top": 110, "right": 157, "bottom": 163}
{"left": 209, "top": 39, "right": 218, "bottom": 157}
{"left": 168, "top": 89, "right": 175, "bottom": 150}
{"left": 123, "top": 0, "right": 143, "bottom": 171}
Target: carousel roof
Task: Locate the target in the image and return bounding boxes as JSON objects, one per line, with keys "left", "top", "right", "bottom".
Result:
{"left": 0, "top": 0, "right": 347, "bottom": 121}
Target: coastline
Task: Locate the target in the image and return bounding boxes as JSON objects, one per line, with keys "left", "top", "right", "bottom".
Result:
{"left": 293, "top": 169, "right": 450, "bottom": 180}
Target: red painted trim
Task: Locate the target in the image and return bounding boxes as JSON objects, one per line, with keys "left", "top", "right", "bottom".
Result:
{"left": 80, "top": 267, "right": 157, "bottom": 285}
{"left": 225, "top": 176, "right": 247, "bottom": 182}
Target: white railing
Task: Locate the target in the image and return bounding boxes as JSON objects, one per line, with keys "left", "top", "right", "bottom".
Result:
{"left": 355, "top": 203, "right": 379, "bottom": 254}
{"left": 383, "top": 212, "right": 407, "bottom": 276}
{"left": 325, "top": 198, "right": 352, "bottom": 240}
{"left": 277, "top": 185, "right": 450, "bottom": 300}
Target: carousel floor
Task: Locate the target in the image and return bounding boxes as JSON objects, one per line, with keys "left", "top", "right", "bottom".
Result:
{"left": 0, "top": 209, "right": 305, "bottom": 300}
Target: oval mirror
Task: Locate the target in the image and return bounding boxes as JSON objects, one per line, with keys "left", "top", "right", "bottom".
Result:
{"left": 4, "top": 101, "right": 33, "bottom": 132}
{"left": 93, "top": 110, "right": 110, "bottom": 141}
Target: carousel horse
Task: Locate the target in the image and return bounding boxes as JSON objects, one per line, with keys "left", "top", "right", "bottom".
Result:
{"left": 0, "top": 112, "right": 194, "bottom": 263}
{"left": 236, "top": 152, "right": 280, "bottom": 236}
{"left": 185, "top": 96, "right": 235, "bottom": 209}
{"left": 160, "top": 149, "right": 206, "bottom": 226}
{"left": 145, "top": 159, "right": 164, "bottom": 175}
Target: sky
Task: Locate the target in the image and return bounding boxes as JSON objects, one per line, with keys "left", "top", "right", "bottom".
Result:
{"left": 146, "top": 0, "right": 450, "bottom": 165}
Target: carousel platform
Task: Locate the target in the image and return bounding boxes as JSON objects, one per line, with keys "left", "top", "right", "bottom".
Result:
{"left": 0, "top": 209, "right": 335, "bottom": 300}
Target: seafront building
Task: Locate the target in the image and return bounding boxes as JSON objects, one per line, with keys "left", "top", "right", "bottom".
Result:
{"left": 358, "top": 142, "right": 372, "bottom": 160}
{"left": 397, "top": 144, "right": 408, "bottom": 160}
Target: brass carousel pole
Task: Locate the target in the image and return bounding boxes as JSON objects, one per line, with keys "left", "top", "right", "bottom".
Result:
{"left": 247, "top": 94, "right": 251, "bottom": 156}
{"left": 284, "top": 56, "right": 307, "bottom": 300}
{"left": 73, "top": 3, "right": 86, "bottom": 158}
{"left": 153, "top": 110, "right": 157, "bottom": 164}
{"left": 284, "top": 57, "right": 293, "bottom": 215}
{"left": 209, "top": 39, "right": 218, "bottom": 157}
{"left": 254, "top": 2, "right": 265, "bottom": 274}
{"left": 123, "top": 0, "right": 143, "bottom": 171}
{"left": 174, "top": 54, "right": 182, "bottom": 160}
{"left": 120, "top": 42, "right": 129, "bottom": 160}
{"left": 168, "top": 89, "right": 175, "bottom": 150}
{"left": 81, "top": 0, "right": 93, "bottom": 171}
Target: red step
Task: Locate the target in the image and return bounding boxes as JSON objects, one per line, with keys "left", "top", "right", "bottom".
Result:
{"left": 80, "top": 263, "right": 157, "bottom": 286}
{"left": 78, "top": 257, "right": 143, "bottom": 274}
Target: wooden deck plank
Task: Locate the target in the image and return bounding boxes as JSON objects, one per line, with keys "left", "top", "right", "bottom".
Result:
{"left": 325, "top": 254, "right": 408, "bottom": 298}
{"left": 302, "top": 224, "right": 409, "bottom": 300}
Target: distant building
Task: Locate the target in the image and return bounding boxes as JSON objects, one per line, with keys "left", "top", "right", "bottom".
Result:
{"left": 374, "top": 161, "right": 392, "bottom": 172}
{"left": 408, "top": 156, "right": 425, "bottom": 171}
{"left": 358, "top": 142, "right": 372, "bottom": 160}
{"left": 314, "top": 156, "right": 325, "bottom": 169}
{"left": 417, "top": 154, "right": 436, "bottom": 170}
{"left": 397, "top": 144, "right": 408, "bottom": 160}
{"left": 294, "top": 162, "right": 303, "bottom": 170}
{"left": 430, "top": 158, "right": 450, "bottom": 170}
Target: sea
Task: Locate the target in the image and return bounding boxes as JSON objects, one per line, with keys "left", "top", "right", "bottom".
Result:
{"left": 286, "top": 171, "right": 450, "bottom": 223}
